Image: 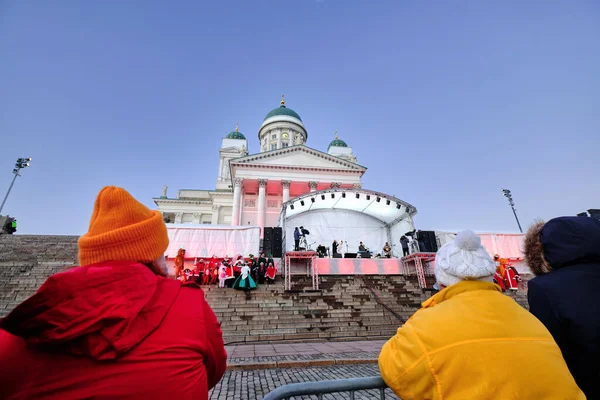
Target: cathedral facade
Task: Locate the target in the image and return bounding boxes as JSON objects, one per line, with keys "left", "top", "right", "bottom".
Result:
{"left": 154, "top": 96, "right": 362, "bottom": 234}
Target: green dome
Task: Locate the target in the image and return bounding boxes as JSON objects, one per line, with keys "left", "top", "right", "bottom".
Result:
{"left": 328, "top": 138, "right": 348, "bottom": 149}
{"left": 226, "top": 130, "right": 246, "bottom": 140}
{"left": 264, "top": 105, "right": 302, "bottom": 122}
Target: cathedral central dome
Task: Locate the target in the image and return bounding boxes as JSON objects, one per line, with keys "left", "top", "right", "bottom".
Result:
{"left": 263, "top": 95, "right": 302, "bottom": 122}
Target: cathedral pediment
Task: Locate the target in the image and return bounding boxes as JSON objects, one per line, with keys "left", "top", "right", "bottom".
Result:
{"left": 230, "top": 145, "right": 366, "bottom": 172}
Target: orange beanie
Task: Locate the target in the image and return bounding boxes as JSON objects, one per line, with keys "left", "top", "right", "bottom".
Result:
{"left": 78, "top": 186, "right": 169, "bottom": 266}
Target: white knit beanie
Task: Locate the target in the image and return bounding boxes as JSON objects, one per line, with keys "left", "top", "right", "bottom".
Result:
{"left": 434, "top": 230, "right": 496, "bottom": 287}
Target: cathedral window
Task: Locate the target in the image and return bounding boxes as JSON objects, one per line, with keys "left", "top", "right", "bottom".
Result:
{"left": 271, "top": 134, "right": 277, "bottom": 140}
{"left": 282, "top": 141, "right": 289, "bottom": 148}
{"left": 271, "top": 143, "right": 277, "bottom": 150}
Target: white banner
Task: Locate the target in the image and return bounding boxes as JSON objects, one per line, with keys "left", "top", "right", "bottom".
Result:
{"left": 166, "top": 225, "right": 260, "bottom": 258}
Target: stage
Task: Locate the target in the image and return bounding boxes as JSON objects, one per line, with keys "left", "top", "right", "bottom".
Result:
{"left": 314, "top": 257, "right": 405, "bottom": 275}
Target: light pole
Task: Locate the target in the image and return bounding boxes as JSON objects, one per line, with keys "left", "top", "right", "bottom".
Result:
{"left": 501, "top": 188, "right": 523, "bottom": 233}
{"left": 0, "top": 158, "right": 32, "bottom": 215}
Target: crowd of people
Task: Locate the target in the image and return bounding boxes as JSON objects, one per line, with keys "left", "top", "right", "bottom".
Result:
{"left": 0, "top": 186, "right": 597, "bottom": 400}
{"left": 173, "top": 249, "right": 278, "bottom": 291}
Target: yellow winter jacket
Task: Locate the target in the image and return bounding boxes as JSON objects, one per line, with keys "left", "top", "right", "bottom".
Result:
{"left": 378, "top": 281, "right": 584, "bottom": 400}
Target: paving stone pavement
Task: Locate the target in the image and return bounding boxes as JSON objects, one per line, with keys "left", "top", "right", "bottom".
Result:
{"left": 226, "top": 340, "right": 385, "bottom": 370}
{"left": 209, "top": 363, "right": 400, "bottom": 400}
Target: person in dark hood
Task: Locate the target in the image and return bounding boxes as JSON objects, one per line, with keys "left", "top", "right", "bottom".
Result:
{"left": 0, "top": 186, "right": 227, "bottom": 399}
{"left": 293, "top": 227, "right": 300, "bottom": 251}
{"left": 524, "top": 216, "right": 600, "bottom": 399}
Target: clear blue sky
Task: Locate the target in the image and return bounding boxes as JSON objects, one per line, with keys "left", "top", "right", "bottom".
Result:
{"left": 1, "top": 0, "right": 599, "bottom": 235}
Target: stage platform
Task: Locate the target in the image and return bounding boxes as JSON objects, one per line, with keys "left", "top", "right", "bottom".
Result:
{"left": 314, "top": 257, "right": 404, "bottom": 275}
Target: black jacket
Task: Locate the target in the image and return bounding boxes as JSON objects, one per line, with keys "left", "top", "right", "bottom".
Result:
{"left": 527, "top": 216, "right": 600, "bottom": 398}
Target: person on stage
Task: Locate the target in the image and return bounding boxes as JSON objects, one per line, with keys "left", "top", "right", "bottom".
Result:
{"left": 203, "top": 262, "right": 211, "bottom": 285}
{"left": 174, "top": 248, "right": 186, "bottom": 279}
{"left": 232, "top": 263, "right": 256, "bottom": 291}
{"left": 383, "top": 242, "right": 392, "bottom": 258}
{"left": 234, "top": 255, "right": 245, "bottom": 278}
{"left": 258, "top": 252, "right": 267, "bottom": 269}
{"left": 332, "top": 240, "right": 339, "bottom": 256}
{"left": 294, "top": 227, "right": 301, "bottom": 251}
{"left": 400, "top": 235, "right": 409, "bottom": 256}
{"left": 208, "top": 255, "right": 219, "bottom": 284}
{"left": 223, "top": 256, "right": 235, "bottom": 288}
{"left": 265, "top": 261, "right": 277, "bottom": 284}
{"left": 248, "top": 254, "right": 258, "bottom": 281}
{"left": 257, "top": 253, "right": 267, "bottom": 284}
{"left": 218, "top": 264, "right": 227, "bottom": 288}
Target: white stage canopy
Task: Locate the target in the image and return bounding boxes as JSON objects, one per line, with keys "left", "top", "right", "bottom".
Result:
{"left": 279, "top": 188, "right": 417, "bottom": 256}
{"left": 166, "top": 225, "right": 260, "bottom": 258}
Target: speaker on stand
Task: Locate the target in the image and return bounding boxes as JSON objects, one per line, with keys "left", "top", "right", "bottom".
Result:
{"left": 272, "top": 227, "right": 283, "bottom": 257}
{"left": 263, "top": 227, "right": 274, "bottom": 256}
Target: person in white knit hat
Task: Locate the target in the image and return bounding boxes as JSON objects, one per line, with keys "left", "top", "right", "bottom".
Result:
{"left": 434, "top": 229, "right": 496, "bottom": 289}
{"left": 379, "top": 230, "right": 583, "bottom": 400}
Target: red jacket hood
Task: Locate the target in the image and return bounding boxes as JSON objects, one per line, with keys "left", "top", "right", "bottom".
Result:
{"left": 0, "top": 261, "right": 180, "bottom": 360}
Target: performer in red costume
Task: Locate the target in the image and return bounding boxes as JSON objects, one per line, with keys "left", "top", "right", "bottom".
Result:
{"left": 503, "top": 259, "right": 520, "bottom": 291}
{"left": 493, "top": 254, "right": 520, "bottom": 291}
{"left": 208, "top": 255, "right": 219, "bottom": 284}
{"left": 174, "top": 248, "right": 186, "bottom": 279}
{"left": 203, "top": 262, "right": 211, "bottom": 285}
{"left": 223, "top": 256, "right": 235, "bottom": 288}
{"left": 265, "top": 261, "right": 277, "bottom": 283}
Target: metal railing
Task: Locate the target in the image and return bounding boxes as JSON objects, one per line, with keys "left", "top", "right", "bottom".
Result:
{"left": 263, "top": 376, "right": 391, "bottom": 400}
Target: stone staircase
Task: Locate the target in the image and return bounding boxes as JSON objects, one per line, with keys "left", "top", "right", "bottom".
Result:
{"left": 0, "top": 235, "right": 78, "bottom": 317}
{"left": 204, "top": 275, "right": 431, "bottom": 345}
{"left": 0, "top": 235, "right": 531, "bottom": 338}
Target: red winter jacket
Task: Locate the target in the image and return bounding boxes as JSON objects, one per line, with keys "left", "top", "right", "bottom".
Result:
{"left": 0, "top": 261, "right": 227, "bottom": 400}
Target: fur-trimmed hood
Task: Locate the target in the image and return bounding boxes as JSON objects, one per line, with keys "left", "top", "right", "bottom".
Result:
{"left": 524, "top": 216, "right": 600, "bottom": 275}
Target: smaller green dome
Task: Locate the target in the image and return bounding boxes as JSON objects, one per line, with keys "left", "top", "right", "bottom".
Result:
{"left": 226, "top": 123, "right": 246, "bottom": 140}
{"left": 226, "top": 130, "right": 246, "bottom": 140}
{"left": 328, "top": 138, "right": 348, "bottom": 149}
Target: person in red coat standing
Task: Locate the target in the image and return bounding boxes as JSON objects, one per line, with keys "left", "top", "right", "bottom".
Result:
{"left": 0, "top": 186, "right": 227, "bottom": 400}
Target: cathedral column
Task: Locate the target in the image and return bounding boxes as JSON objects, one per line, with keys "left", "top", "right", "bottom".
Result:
{"left": 277, "top": 130, "right": 283, "bottom": 149}
{"left": 231, "top": 178, "right": 243, "bottom": 226}
{"left": 174, "top": 212, "right": 183, "bottom": 224}
{"left": 308, "top": 181, "right": 318, "bottom": 193}
{"left": 192, "top": 213, "right": 201, "bottom": 224}
{"left": 211, "top": 204, "right": 220, "bottom": 225}
{"left": 257, "top": 179, "right": 268, "bottom": 235}
{"left": 282, "top": 180, "right": 291, "bottom": 203}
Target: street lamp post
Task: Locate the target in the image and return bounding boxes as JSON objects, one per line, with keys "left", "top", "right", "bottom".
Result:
{"left": 0, "top": 158, "right": 32, "bottom": 215}
{"left": 501, "top": 188, "right": 523, "bottom": 233}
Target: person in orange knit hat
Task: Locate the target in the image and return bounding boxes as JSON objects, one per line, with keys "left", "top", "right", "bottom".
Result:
{"left": 0, "top": 186, "right": 227, "bottom": 400}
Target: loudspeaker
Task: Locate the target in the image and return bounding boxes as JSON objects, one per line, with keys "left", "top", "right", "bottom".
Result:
{"left": 344, "top": 253, "right": 357, "bottom": 259}
{"left": 272, "top": 227, "right": 283, "bottom": 257}
{"left": 419, "top": 231, "right": 438, "bottom": 253}
{"left": 263, "top": 227, "right": 274, "bottom": 256}
{"left": 333, "top": 253, "right": 343, "bottom": 258}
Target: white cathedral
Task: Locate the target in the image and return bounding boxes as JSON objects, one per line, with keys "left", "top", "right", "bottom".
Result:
{"left": 154, "top": 95, "right": 367, "bottom": 234}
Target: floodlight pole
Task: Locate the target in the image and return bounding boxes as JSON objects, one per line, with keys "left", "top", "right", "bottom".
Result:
{"left": 501, "top": 188, "right": 523, "bottom": 233}
{"left": 0, "top": 172, "right": 19, "bottom": 215}
{"left": 0, "top": 158, "right": 32, "bottom": 215}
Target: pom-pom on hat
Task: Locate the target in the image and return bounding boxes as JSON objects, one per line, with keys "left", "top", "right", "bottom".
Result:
{"left": 78, "top": 186, "right": 169, "bottom": 266}
{"left": 435, "top": 230, "right": 496, "bottom": 287}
